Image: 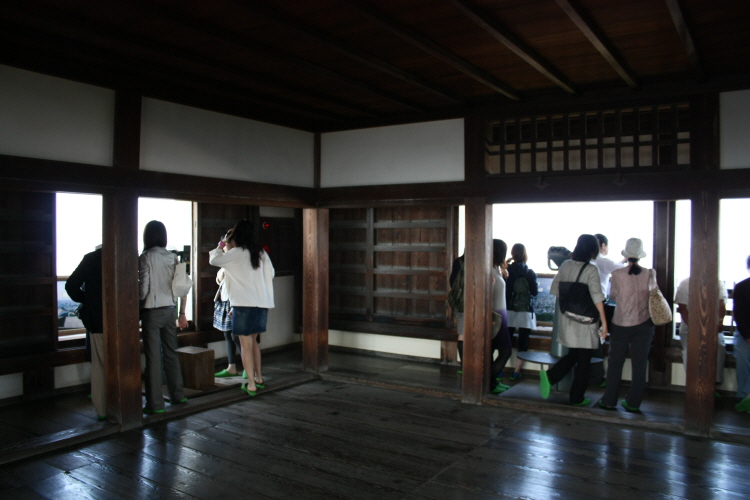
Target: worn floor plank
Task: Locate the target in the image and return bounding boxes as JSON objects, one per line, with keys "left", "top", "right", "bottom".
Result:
{"left": 3, "top": 379, "right": 750, "bottom": 500}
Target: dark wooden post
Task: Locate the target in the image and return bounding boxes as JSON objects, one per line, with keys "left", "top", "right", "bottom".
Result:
{"left": 302, "top": 208, "right": 329, "bottom": 372}
{"left": 102, "top": 91, "right": 142, "bottom": 429}
{"left": 462, "top": 198, "right": 492, "bottom": 404}
{"left": 684, "top": 190, "right": 720, "bottom": 436}
{"left": 650, "top": 201, "right": 676, "bottom": 386}
{"left": 102, "top": 190, "right": 142, "bottom": 429}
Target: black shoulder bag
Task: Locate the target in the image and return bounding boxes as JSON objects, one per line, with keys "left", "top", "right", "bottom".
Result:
{"left": 558, "top": 263, "right": 599, "bottom": 324}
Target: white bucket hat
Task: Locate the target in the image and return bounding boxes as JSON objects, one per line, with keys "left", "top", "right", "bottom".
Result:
{"left": 621, "top": 238, "right": 647, "bottom": 259}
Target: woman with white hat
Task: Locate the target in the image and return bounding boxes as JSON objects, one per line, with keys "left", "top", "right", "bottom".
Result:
{"left": 599, "top": 238, "right": 654, "bottom": 412}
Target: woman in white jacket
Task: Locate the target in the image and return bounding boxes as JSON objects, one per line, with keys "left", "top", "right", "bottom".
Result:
{"left": 139, "top": 220, "right": 187, "bottom": 414}
{"left": 209, "top": 220, "right": 274, "bottom": 396}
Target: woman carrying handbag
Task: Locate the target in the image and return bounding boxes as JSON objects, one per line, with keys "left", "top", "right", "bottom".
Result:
{"left": 599, "top": 238, "right": 655, "bottom": 412}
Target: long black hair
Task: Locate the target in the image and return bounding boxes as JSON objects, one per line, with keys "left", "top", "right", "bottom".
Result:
{"left": 571, "top": 234, "right": 599, "bottom": 263}
{"left": 228, "top": 219, "right": 262, "bottom": 269}
{"left": 143, "top": 220, "right": 167, "bottom": 251}
{"left": 493, "top": 239, "right": 507, "bottom": 268}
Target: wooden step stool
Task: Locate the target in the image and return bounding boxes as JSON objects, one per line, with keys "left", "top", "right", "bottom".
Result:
{"left": 176, "top": 346, "right": 215, "bottom": 391}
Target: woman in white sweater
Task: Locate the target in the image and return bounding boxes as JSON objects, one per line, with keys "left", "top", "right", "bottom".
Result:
{"left": 209, "top": 220, "right": 274, "bottom": 396}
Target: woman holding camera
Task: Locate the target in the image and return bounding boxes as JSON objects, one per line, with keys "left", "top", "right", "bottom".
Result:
{"left": 209, "top": 220, "right": 275, "bottom": 396}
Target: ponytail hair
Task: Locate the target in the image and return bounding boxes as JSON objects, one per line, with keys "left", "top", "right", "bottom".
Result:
{"left": 628, "top": 258, "right": 643, "bottom": 275}
{"left": 228, "top": 220, "right": 262, "bottom": 269}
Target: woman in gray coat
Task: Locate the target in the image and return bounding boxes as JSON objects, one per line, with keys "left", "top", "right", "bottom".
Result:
{"left": 540, "top": 234, "right": 608, "bottom": 406}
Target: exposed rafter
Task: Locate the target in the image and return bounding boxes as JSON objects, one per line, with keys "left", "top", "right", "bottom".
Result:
{"left": 448, "top": 0, "right": 577, "bottom": 95}
{"left": 664, "top": 0, "right": 705, "bottom": 82}
{"left": 130, "top": 0, "right": 427, "bottom": 113}
{"left": 555, "top": 0, "right": 640, "bottom": 89}
{"left": 7, "top": 4, "right": 374, "bottom": 120}
{"left": 235, "top": 0, "right": 466, "bottom": 105}
{"left": 347, "top": 0, "right": 520, "bottom": 101}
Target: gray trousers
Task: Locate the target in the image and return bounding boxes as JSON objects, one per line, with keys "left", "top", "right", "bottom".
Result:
{"left": 142, "top": 307, "right": 185, "bottom": 411}
{"left": 603, "top": 319, "right": 655, "bottom": 409}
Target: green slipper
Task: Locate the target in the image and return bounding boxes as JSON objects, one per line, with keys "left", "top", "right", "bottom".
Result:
{"left": 457, "top": 370, "right": 463, "bottom": 375}
{"left": 241, "top": 384, "right": 256, "bottom": 397}
{"left": 598, "top": 400, "right": 616, "bottom": 410}
{"left": 143, "top": 408, "right": 166, "bottom": 415}
{"left": 572, "top": 398, "right": 591, "bottom": 407}
{"left": 243, "top": 370, "right": 248, "bottom": 379}
{"left": 97, "top": 415, "right": 106, "bottom": 422}
{"left": 495, "top": 382, "right": 511, "bottom": 390}
{"left": 171, "top": 397, "right": 188, "bottom": 405}
{"left": 214, "top": 369, "right": 237, "bottom": 378}
{"left": 539, "top": 370, "right": 551, "bottom": 399}
{"left": 735, "top": 397, "right": 750, "bottom": 413}
{"left": 621, "top": 399, "right": 641, "bottom": 412}
{"left": 491, "top": 384, "right": 507, "bottom": 394}
{"left": 255, "top": 381, "right": 266, "bottom": 389}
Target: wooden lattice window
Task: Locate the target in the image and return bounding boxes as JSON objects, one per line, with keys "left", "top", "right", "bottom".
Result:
{"left": 485, "top": 103, "right": 691, "bottom": 174}
{"left": 329, "top": 206, "right": 457, "bottom": 340}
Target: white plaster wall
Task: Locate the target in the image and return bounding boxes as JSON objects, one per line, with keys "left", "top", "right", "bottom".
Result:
{"left": 720, "top": 90, "right": 750, "bottom": 169}
{"left": 55, "top": 363, "right": 92, "bottom": 389}
{"left": 0, "top": 65, "right": 115, "bottom": 165}
{"left": 140, "top": 98, "right": 315, "bottom": 186}
{"left": 259, "top": 206, "right": 296, "bottom": 218}
{"left": 329, "top": 330, "right": 442, "bottom": 359}
{"left": 320, "top": 119, "right": 464, "bottom": 187}
{"left": 0, "top": 374, "right": 23, "bottom": 400}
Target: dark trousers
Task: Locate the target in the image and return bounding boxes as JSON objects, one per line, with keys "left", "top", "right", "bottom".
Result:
{"left": 547, "top": 347, "right": 596, "bottom": 404}
{"left": 223, "top": 329, "right": 240, "bottom": 365}
{"left": 603, "top": 320, "right": 655, "bottom": 408}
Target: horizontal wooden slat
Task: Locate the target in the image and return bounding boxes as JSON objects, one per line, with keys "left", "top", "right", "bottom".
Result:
{"left": 329, "top": 319, "right": 457, "bottom": 341}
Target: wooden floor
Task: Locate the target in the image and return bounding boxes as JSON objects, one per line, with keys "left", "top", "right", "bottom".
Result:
{"left": 1, "top": 346, "right": 750, "bottom": 498}
{"left": 2, "top": 378, "right": 750, "bottom": 499}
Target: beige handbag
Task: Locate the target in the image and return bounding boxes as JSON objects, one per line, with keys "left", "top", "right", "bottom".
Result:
{"left": 648, "top": 269, "right": 672, "bottom": 325}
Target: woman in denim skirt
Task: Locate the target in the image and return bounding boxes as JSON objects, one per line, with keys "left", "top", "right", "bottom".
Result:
{"left": 209, "top": 220, "right": 275, "bottom": 396}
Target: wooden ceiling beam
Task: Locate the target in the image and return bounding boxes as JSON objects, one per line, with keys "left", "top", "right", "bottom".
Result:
{"left": 555, "top": 0, "right": 640, "bottom": 89}
{"left": 448, "top": 0, "right": 577, "bottom": 95}
{"left": 664, "top": 0, "right": 706, "bottom": 82}
{"left": 129, "top": 0, "right": 427, "bottom": 114}
{"left": 347, "top": 0, "right": 520, "bottom": 101}
{"left": 0, "top": 21, "right": 345, "bottom": 128}
{"left": 11, "top": 4, "right": 378, "bottom": 120}
{"left": 235, "top": 0, "right": 466, "bottom": 105}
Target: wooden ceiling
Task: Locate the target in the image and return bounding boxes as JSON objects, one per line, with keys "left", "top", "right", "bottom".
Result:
{"left": 2, "top": 0, "right": 750, "bottom": 132}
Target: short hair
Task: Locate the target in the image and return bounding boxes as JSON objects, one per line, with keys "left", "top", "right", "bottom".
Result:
{"left": 510, "top": 243, "right": 527, "bottom": 264}
{"left": 493, "top": 239, "right": 507, "bottom": 268}
{"left": 143, "top": 220, "right": 167, "bottom": 250}
{"left": 571, "top": 234, "right": 600, "bottom": 262}
{"left": 595, "top": 233, "right": 608, "bottom": 247}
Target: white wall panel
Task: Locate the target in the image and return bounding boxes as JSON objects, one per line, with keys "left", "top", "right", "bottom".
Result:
{"left": 141, "top": 99, "right": 314, "bottom": 186}
{"left": 721, "top": 90, "right": 750, "bottom": 169}
{"left": 321, "top": 119, "right": 464, "bottom": 187}
{"left": 0, "top": 65, "right": 115, "bottom": 165}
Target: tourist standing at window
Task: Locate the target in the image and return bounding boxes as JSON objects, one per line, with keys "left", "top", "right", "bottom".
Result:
{"left": 593, "top": 234, "right": 627, "bottom": 296}
{"left": 209, "top": 220, "right": 275, "bottom": 396}
{"left": 491, "top": 239, "right": 512, "bottom": 393}
{"left": 505, "top": 244, "right": 538, "bottom": 380}
{"left": 733, "top": 255, "right": 750, "bottom": 413}
{"left": 66, "top": 245, "right": 105, "bottom": 421}
{"left": 599, "top": 238, "right": 654, "bottom": 412}
{"left": 674, "top": 277, "right": 727, "bottom": 389}
{"left": 541, "top": 234, "right": 607, "bottom": 406}
{"left": 139, "top": 221, "right": 188, "bottom": 414}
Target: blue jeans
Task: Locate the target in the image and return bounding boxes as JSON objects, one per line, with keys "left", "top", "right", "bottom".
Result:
{"left": 232, "top": 306, "right": 268, "bottom": 336}
{"left": 734, "top": 332, "right": 750, "bottom": 398}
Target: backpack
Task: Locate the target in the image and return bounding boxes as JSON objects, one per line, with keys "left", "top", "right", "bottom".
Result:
{"left": 447, "top": 258, "right": 465, "bottom": 313}
{"left": 510, "top": 274, "right": 532, "bottom": 312}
